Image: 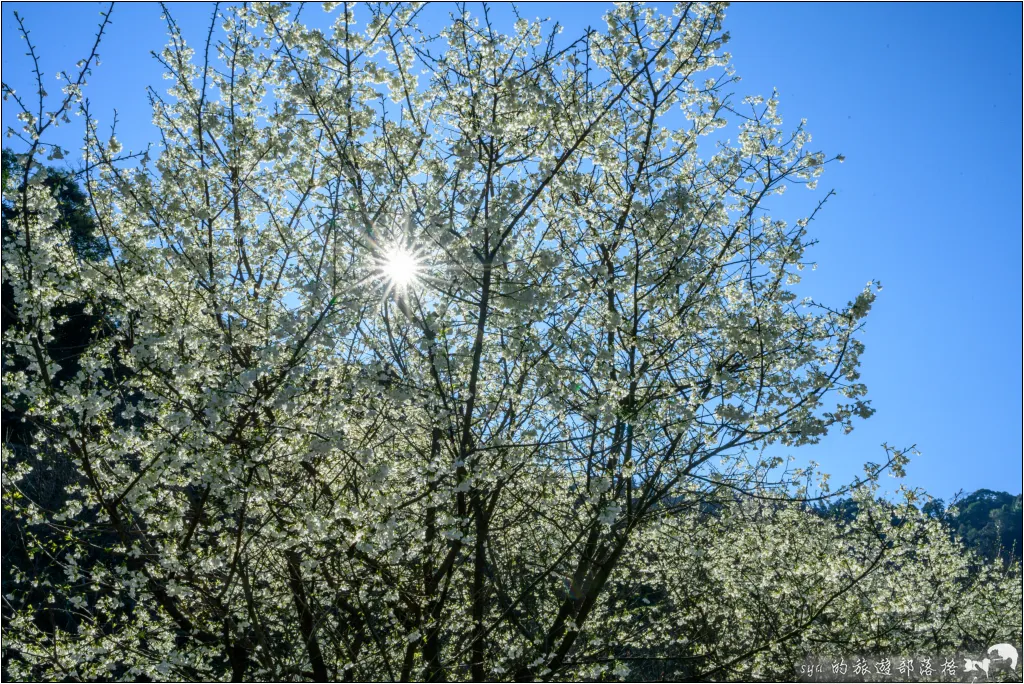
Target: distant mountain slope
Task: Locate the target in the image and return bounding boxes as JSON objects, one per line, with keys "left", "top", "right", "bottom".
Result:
{"left": 814, "top": 489, "right": 1023, "bottom": 565}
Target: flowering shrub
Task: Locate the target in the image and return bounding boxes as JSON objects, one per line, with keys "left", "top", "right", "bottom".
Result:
{"left": 2, "top": 3, "right": 1019, "bottom": 681}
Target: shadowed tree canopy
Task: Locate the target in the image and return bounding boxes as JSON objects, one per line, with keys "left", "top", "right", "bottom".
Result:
{"left": 944, "top": 490, "right": 1022, "bottom": 565}
{"left": 2, "top": 149, "right": 109, "bottom": 443}
{"left": 815, "top": 488, "right": 1023, "bottom": 565}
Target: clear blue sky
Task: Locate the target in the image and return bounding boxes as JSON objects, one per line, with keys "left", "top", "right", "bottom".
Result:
{"left": 3, "top": 3, "right": 1021, "bottom": 501}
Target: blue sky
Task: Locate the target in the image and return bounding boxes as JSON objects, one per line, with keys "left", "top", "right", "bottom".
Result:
{"left": 3, "top": 2, "right": 1021, "bottom": 500}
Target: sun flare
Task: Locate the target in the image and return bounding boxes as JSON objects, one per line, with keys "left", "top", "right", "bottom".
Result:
{"left": 380, "top": 243, "right": 422, "bottom": 290}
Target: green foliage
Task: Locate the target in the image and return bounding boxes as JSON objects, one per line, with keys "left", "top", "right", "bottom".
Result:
{"left": 946, "top": 490, "right": 1023, "bottom": 565}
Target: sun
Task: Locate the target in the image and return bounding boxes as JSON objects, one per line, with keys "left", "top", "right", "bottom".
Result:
{"left": 380, "top": 243, "right": 422, "bottom": 290}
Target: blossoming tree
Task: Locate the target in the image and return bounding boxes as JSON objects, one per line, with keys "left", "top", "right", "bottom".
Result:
{"left": 3, "top": 2, "right": 1019, "bottom": 681}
